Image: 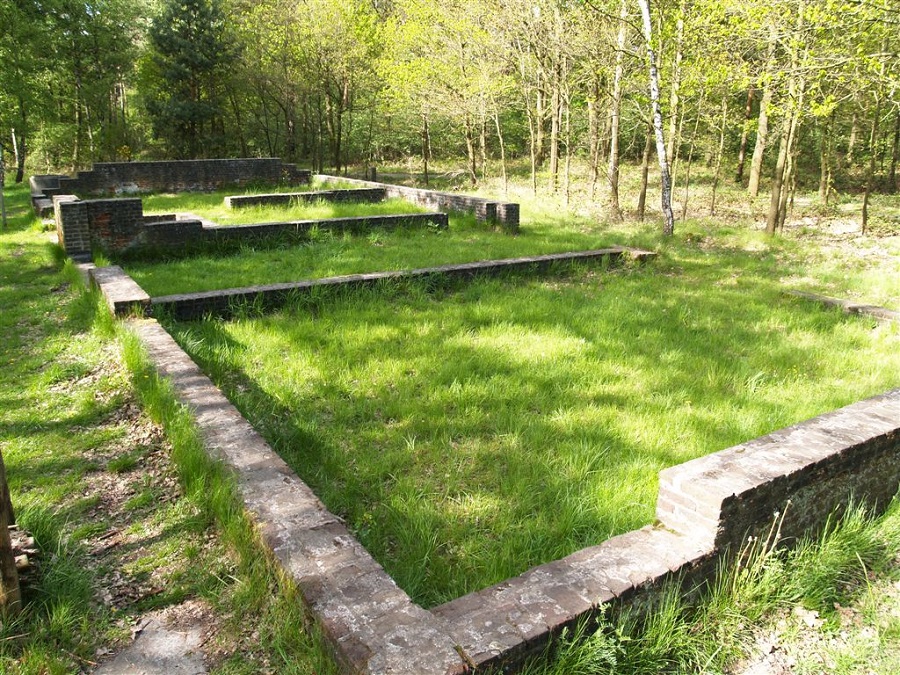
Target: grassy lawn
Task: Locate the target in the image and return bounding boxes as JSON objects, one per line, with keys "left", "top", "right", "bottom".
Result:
{"left": 5, "top": 165, "right": 899, "bottom": 671}
{"left": 123, "top": 210, "right": 617, "bottom": 295}
{"left": 134, "top": 182, "right": 900, "bottom": 607}
{"left": 142, "top": 192, "right": 431, "bottom": 227}
{"left": 0, "top": 180, "right": 333, "bottom": 674}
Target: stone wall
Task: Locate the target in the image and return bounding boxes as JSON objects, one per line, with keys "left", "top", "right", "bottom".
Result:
{"left": 316, "top": 174, "right": 520, "bottom": 233}
{"left": 147, "top": 248, "right": 655, "bottom": 320}
{"left": 32, "top": 159, "right": 311, "bottom": 208}
{"left": 225, "top": 188, "right": 387, "bottom": 209}
{"left": 54, "top": 194, "right": 448, "bottom": 259}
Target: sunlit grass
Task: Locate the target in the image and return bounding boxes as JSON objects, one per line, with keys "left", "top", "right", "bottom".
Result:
{"left": 521, "top": 498, "right": 900, "bottom": 674}
{"left": 142, "top": 192, "right": 429, "bottom": 227}
{"left": 0, "top": 177, "right": 335, "bottom": 674}
{"left": 163, "top": 237, "right": 900, "bottom": 606}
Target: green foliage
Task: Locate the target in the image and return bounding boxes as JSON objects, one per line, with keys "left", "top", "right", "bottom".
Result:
{"left": 143, "top": 0, "right": 239, "bottom": 158}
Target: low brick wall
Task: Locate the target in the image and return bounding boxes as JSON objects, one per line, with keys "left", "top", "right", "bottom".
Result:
{"left": 34, "top": 159, "right": 310, "bottom": 201}
{"left": 785, "top": 290, "right": 900, "bottom": 324}
{"left": 315, "top": 174, "right": 520, "bottom": 234}
{"left": 85, "top": 261, "right": 900, "bottom": 674}
{"left": 148, "top": 248, "right": 654, "bottom": 320}
{"left": 437, "top": 389, "right": 900, "bottom": 671}
{"left": 225, "top": 188, "right": 387, "bottom": 209}
{"left": 54, "top": 195, "right": 447, "bottom": 258}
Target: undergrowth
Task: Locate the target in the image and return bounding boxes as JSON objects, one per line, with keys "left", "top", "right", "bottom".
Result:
{"left": 520, "top": 498, "right": 900, "bottom": 674}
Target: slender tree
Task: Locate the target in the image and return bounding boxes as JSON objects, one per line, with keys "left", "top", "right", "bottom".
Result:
{"left": 638, "top": 0, "right": 675, "bottom": 235}
{"left": 604, "top": 0, "right": 629, "bottom": 221}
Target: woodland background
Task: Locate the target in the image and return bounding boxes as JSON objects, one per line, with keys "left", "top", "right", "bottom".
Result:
{"left": 1, "top": 0, "right": 898, "bottom": 229}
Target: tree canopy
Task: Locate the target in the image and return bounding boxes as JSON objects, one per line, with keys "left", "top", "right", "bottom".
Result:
{"left": 1, "top": 0, "right": 897, "bottom": 229}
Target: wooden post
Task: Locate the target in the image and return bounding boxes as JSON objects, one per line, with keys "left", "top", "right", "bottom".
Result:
{"left": 0, "top": 449, "right": 21, "bottom": 616}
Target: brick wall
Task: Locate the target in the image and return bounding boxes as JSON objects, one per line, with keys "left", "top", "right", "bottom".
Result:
{"left": 87, "top": 254, "right": 900, "bottom": 674}
{"left": 53, "top": 196, "right": 91, "bottom": 261}
{"left": 225, "top": 188, "right": 387, "bottom": 209}
{"left": 55, "top": 193, "right": 448, "bottom": 259}
{"left": 316, "top": 174, "right": 520, "bottom": 233}
{"left": 84, "top": 199, "right": 145, "bottom": 253}
{"left": 32, "top": 159, "right": 311, "bottom": 203}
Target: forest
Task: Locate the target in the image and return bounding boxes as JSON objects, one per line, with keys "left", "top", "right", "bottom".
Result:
{"left": 1, "top": 0, "right": 898, "bottom": 232}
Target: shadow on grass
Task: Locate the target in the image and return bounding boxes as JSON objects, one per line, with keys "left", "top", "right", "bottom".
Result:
{"left": 153, "top": 239, "right": 899, "bottom": 608}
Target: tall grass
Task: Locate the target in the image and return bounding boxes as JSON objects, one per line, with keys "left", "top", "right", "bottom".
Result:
{"left": 0, "top": 177, "right": 335, "bottom": 673}
{"left": 520, "top": 497, "right": 900, "bottom": 674}
{"left": 117, "top": 328, "right": 337, "bottom": 674}
{"left": 161, "top": 234, "right": 900, "bottom": 606}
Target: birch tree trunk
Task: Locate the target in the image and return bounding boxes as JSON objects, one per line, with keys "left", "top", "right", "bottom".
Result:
{"left": 638, "top": 0, "right": 675, "bottom": 235}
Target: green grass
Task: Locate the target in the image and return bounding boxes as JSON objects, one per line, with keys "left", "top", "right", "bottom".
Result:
{"left": 124, "top": 207, "right": 612, "bottom": 295}
{"left": 0, "top": 177, "right": 335, "bottom": 674}
{"left": 520, "top": 498, "right": 900, "bottom": 674}
{"left": 142, "top": 192, "right": 431, "bottom": 227}
{"left": 6, "top": 163, "right": 900, "bottom": 672}
{"left": 160, "top": 227, "right": 900, "bottom": 606}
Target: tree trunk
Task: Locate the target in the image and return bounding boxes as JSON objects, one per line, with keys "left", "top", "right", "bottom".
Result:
{"left": 588, "top": 76, "right": 601, "bottom": 201}
{"left": 549, "top": 79, "right": 561, "bottom": 192}
{"left": 637, "top": 123, "right": 652, "bottom": 221}
{"left": 422, "top": 113, "right": 431, "bottom": 187}
{"left": 767, "top": 6, "right": 806, "bottom": 233}
{"left": 479, "top": 103, "right": 488, "bottom": 183}
{"left": 13, "top": 95, "right": 27, "bottom": 183}
{"left": 680, "top": 93, "right": 705, "bottom": 221}
{"left": 711, "top": 96, "right": 729, "bottom": 216}
{"left": 534, "top": 89, "right": 545, "bottom": 167}
{"left": 526, "top": 102, "right": 538, "bottom": 195}
{"left": 605, "top": 0, "right": 628, "bottom": 222}
{"left": 666, "top": 0, "right": 686, "bottom": 165}
{"left": 819, "top": 113, "right": 833, "bottom": 203}
{"left": 0, "top": 449, "right": 20, "bottom": 617}
{"left": 563, "top": 86, "right": 571, "bottom": 207}
{"left": 670, "top": 107, "right": 685, "bottom": 190}
{"left": 888, "top": 108, "right": 899, "bottom": 194}
{"left": 735, "top": 88, "right": 754, "bottom": 184}
{"left": 464, "top": 113, "right": 478, "bottom": 187}
{"left": 749, "top": 26, "right": 777, "bottom": 198}
{"left": 493, "top": 107, "right": 507, "bottom": 196}
{"left": 862, "top": 98, "right": 882, "bottom": 234}
{"left": 766, "top": 112, "right": 791, "bottom": 234}
{"left": 846, "top": 110, "right": 858, "bottom": 166}
{"left": 638, "top": 0, "right": 675, "bottom": 236}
